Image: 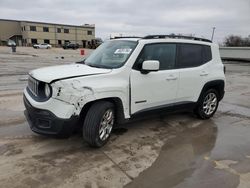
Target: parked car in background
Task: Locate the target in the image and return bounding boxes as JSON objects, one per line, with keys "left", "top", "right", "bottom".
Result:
{"left": 88, "top": 38, "right": 103, "bottom": 49}
{"left": 63, "top": 43, "right": 79, "bottom": 50}
{"left": 33, "top": 43, "right": 52, "bottom": 49}
{"left": 7, "top": 40, "right": 16, "bottom": 47}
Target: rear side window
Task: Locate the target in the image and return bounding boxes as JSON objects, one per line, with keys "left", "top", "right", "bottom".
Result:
{"left": 134, "top": 43, "right": 176, "bottom": 70}
{"left": 177, "top": 44, "right": 202, "bottom": 68}
{"left": 177, "top": 44, "right": 212, "bottom": 68}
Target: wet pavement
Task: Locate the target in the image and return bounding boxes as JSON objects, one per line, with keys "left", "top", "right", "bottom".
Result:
{"left": 0, "top": 47, "right": 250, "bottom": 188}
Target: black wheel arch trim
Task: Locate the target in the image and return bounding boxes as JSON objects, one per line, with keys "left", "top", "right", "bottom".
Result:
{"left": 198, "top": 80, "right": 225, "bottom": 102}
{"left": 79, "top": 97, "right": 126, "bottom": 125}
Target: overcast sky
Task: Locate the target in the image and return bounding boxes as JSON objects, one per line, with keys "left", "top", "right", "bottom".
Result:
{"left": 0, "top": 0, "right": 249, "bottom": 43}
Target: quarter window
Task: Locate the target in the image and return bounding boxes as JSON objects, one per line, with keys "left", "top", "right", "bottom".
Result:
{"left": 134, "top": 43, "right": 176, "bottom": 70}
{"left": 203, "top": 45, "right": 212, "bottom": 63}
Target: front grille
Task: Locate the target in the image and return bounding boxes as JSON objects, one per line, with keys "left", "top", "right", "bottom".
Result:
{"left": 28, "top": 76, "right": 39, "bottom": 97}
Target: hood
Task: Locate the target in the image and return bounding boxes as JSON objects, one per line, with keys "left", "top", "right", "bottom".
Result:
{"left": 29, "top": 64, "right": 112, "bottom": 83}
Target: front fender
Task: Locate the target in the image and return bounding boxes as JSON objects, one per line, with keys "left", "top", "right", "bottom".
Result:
{"left": 52, "top": 80, "right": 129, "bottom": 118}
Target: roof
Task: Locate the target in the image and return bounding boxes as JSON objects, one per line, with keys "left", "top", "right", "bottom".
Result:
{"left": 0, "top": 18, "right": 95, "bottom": 29}
{"left": 112, "top": 35, "right": 213, "bottom": 44}
{"left": 112, "top": 37, "right": 141, "bottom": 42}
{"left": 142, "top": 35, "right": 212, "bottom": 43}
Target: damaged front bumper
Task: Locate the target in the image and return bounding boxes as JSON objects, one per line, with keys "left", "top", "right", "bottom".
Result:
{"left": 24, "top": 95, "right": 79, "bottom": 137}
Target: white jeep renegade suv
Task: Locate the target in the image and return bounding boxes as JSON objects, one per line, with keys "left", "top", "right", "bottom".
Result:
{"left": 24, "top": 35, "right": 225, "bottom": 147}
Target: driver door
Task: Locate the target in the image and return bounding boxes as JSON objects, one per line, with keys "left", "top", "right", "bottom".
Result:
{"left": 130, "top": 43, "right": 179, "bottom": 114}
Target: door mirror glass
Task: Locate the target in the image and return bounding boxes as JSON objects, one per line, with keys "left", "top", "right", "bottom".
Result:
{"left": 142, "top": 60, "right": 159, "bottom": 72}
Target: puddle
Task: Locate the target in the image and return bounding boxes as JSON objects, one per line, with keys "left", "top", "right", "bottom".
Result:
{"left": 126, "top": 115, "right": 250, "bottom": 188}
{"left": 125, "top": 120, "right": 217, "bottom": 188}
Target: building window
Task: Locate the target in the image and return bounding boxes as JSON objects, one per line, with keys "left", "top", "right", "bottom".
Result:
{"left": 87, "top": 30, "right": 92, "bottom": 35}
{"left": 58, "top": 40, "right": 62, "bottom": 45}
{"left": 57, "top": 28, "right": 61, "bottom": 33}
{"left": 65, "top": 40, "right": 70, "bottom": 44}
{"left": 44, "top": 39, "right": 50, "bottom": 44}
{"left": 64, "top": 29, "right": 69, "bottom": 33}
{"left": 30, "top": 26, "right": 36, "bottom": 31}
{"left": 31, "top": 39, "right": 37, "bottom": 44}
{"left": 43, "top": 27, "right": 49, "bottom": 32}
{"left": 23, "top": 26, "right": 26, "bottom": 31}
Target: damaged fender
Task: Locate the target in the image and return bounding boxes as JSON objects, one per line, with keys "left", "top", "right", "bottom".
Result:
{"left": 51, "top": 79, "right": 130, "bottom": 118}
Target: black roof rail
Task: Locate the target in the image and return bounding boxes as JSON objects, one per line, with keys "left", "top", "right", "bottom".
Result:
{"left": 111, "top": 36, "right": 141, "bottom": 39}
{"left": 142, "top": 35, "right": 212, "bottom": 43}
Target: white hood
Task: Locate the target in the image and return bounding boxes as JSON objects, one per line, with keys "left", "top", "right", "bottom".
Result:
{"left": 29, "top": 64, "right": 112, "bottom": 83}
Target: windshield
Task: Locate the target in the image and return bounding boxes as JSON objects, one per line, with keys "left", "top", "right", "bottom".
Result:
{"left": 84, "top": 40, "right": 137, "bottom": 69}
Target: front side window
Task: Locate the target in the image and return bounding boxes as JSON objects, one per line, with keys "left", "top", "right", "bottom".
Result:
{"left": 133, "top": 43, "right": 176, "bottom": 70}
{"left": 84, "top": 40, "right": 137, "bottom": 69}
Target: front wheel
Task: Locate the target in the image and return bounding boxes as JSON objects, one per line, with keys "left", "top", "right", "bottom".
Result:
{"left": 194, "top": 89, "right": 219, "bottom": 119}
{"left": 83, "top": 101, "right": 115, "bottom": 147}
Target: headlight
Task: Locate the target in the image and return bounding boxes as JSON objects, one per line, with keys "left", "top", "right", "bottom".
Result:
{"left": 45, "top": 83, "right": 51, "bottom": 98}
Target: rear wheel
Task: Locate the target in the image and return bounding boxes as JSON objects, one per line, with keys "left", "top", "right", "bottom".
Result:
{"left": 194, "top": 89, "right": 219, "bottom": 119}
{"left": 82, "top": 101, "right": 115, "bottom": 147}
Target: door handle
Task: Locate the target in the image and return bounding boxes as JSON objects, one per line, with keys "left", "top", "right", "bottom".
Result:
{"left": 166, "top": 75, "right": 178, "bottom": 81}
{"left": 200, "top": 71, "right": 208, "bottom": 76}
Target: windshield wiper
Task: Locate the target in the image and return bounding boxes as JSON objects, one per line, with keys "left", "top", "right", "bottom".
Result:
{"left": 86, "top": 63, "right": 111, "bottom": 69}
{"left": 75, "top": 59, "right": 85, "bottom": 64}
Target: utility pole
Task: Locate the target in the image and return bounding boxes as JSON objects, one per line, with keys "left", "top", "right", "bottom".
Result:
{"left": 211, "top": 27, "right": 216, "bottom": 41}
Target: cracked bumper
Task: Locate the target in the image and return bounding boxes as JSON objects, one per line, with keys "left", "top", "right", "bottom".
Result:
{"left": 24, "top": 95, "right": 79, "bottom": 137}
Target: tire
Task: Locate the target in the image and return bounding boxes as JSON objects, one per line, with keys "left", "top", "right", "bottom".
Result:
{"left": 83, "top": 101, "right": 115, "bottom": 147}
{"left": 194, "top": 89, "right": 219, "bottom": 119}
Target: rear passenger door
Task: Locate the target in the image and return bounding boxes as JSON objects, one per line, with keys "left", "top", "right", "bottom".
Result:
{"left": 175, "top": 43, "right": 212, "bottom": 103}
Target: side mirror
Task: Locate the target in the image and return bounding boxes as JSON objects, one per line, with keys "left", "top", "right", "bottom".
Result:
{"left": 141, "top": 60, "right": 159, "bottom": 73}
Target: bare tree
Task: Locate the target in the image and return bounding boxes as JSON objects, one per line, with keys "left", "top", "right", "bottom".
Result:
{"left": 224, "top": 35, "right": 250, "bottom": 47}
